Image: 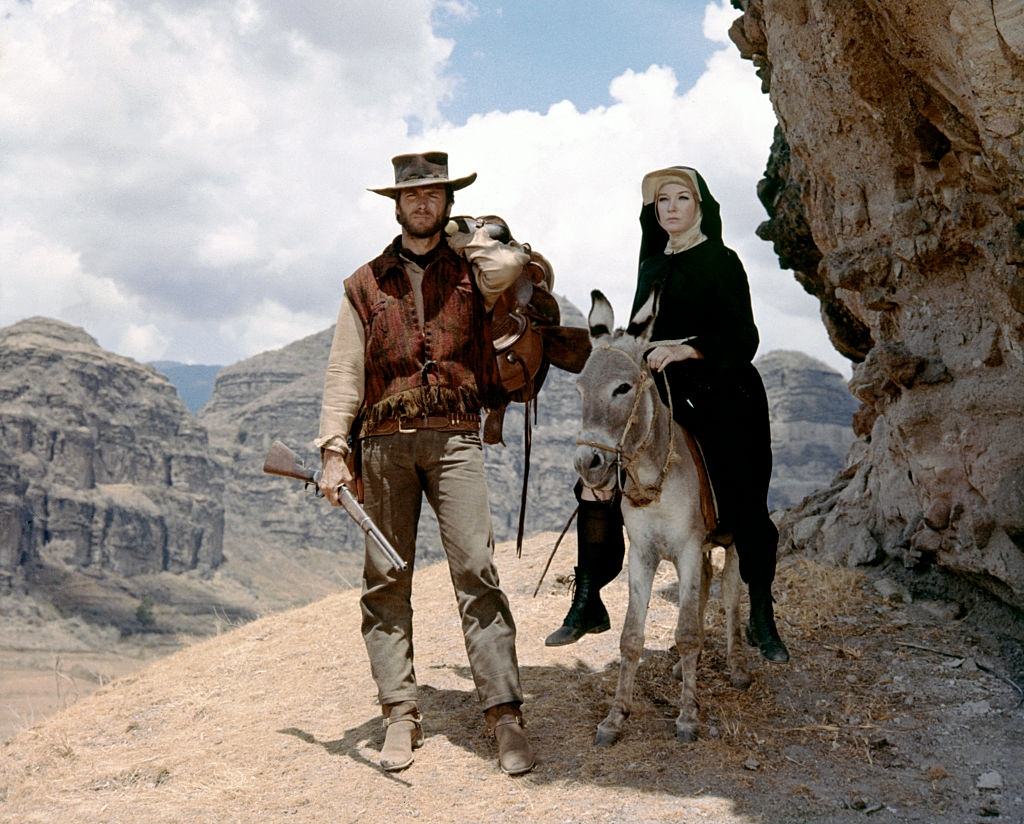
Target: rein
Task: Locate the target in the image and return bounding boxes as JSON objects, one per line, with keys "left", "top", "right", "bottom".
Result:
{"left": 575, "top": 346, "right": 678, "bottom": 507}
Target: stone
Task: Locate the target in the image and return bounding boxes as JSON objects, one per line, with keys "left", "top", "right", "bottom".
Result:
{"left": 977, "top": 771, "right": 1003, "bottom": 791}
{"left": 196, "top": 301, "right": 861, "bottom": 567}
{"left": 915, "top": 599, "right": 964, "bottom": 622}
{"left": 873, "top": 578, "right": 911, "bottom": 604}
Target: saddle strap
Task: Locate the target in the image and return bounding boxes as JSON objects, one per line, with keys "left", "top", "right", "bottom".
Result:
{"left": 515, "top": 392, "right": 535, "bottom": 558}
{"left": 679, "top": 428, "right": 717, "bottom": 534}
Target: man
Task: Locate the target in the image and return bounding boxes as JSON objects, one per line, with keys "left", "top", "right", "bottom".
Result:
{"left": 316, "top": 151, "right": 536, "bottom": 775}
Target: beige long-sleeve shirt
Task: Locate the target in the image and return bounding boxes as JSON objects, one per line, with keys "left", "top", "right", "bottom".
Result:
{"left": 316, "top": 229, "right": 529, "bottom": 454}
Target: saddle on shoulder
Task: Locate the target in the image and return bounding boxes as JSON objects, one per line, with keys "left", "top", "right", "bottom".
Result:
{"left": 447, "top": 215, "right": 592, "bottom": 553}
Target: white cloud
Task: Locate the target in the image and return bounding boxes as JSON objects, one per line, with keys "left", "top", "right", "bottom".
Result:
{"left": 0, "top": 0, "right": 848, "bottom": 376}
{"left": 702, "top": 0, "right": 738, "bottom": 46}
{"left": 119, "top": 323, "right": 171, "bottom": 362}
{"left": 435, "top": 0, "right": 478, "bottom": 21}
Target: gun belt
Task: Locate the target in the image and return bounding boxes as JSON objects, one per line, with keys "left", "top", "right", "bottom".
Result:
{"left": 363, "top": 414, "right": 481, "bottom": 437}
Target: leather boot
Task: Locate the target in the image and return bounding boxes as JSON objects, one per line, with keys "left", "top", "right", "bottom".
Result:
{"left": 484, "top": 703, "right": 535, "bottom": 776}
{"left": 746, "top": 585, "right": 790, "bottom": 663}
{"left": 544, "top": 566, "right": 611, "bottom": 645}
{"left": 379, "top": 701, "right": 423, "bottom": 772}
{"left": 544, "top": 494, "right": 625, "bottom": 646}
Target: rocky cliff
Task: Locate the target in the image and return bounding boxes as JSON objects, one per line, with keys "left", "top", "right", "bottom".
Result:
{"left": 731, "top": 0, "right": 1024, "bottom": 608}
{"left": 0, "top": 318, "right": 225, "bottom": 588}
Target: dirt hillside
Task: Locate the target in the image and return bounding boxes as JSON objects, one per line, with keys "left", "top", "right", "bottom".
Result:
{"left": 1, "top": 532, "right": 1021, "bottom": 824}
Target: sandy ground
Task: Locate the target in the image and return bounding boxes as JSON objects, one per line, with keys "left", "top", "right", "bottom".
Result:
{"left": 1, "top": 532, "right": 1022, "bottom": 824}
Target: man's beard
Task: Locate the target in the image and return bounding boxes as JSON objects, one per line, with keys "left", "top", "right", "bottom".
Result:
{"left": 397, "top": 207, "right": 447, "bottom": 239}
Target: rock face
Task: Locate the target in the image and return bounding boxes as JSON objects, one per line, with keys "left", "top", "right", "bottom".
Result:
{"left": 0, "top": 318, "right": 225, "bottom": 587}
{"left": 731, "top": 1, "right": 1024, "bottom": 607}
{"left": 756, "top": 350, "right": 857, "bottom": 511}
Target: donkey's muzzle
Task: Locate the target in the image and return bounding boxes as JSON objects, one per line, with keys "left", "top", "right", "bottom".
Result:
{"left": 574, "top": 443, "right": 616, "bottom": 491}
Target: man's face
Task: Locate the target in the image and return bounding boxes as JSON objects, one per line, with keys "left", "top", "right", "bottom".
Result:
{"left": 396, "top": 185, "right": 450, "bottom": 239}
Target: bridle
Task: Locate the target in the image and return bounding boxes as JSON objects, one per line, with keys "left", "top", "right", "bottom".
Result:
{"left": 575, "top": 343, "right": 679, "bottom": 507}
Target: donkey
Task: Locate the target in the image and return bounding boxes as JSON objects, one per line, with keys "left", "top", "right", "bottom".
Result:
{"left": 574, "top": 289, "right": 751, "bottom": 745}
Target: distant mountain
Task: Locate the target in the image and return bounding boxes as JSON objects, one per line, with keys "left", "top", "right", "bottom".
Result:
{"left": 0, "top": 317, "right": 246, "bottom": 632}
{"left": 148, "top": 361, "right": 223, "bottom": 413}
{"left": 755, "top": 349, "right": 858, "bottom": 511}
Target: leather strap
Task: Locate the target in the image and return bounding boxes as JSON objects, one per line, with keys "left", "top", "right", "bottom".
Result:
{"left": 679, "top": 428, "right": 717, "bottom": 534}
{"left": 363, "top": 414, "right": 480, "bottom": 438}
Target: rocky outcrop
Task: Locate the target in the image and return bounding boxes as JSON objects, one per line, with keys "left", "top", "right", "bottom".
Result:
{"left": 756, "top": 350, "right": 857, "bottom": 511}
{"left": 0, "top": 318, "right": 225, "bottom": 587}
{"left": 731, "top": 1, "right": 1024, "bottom": 607}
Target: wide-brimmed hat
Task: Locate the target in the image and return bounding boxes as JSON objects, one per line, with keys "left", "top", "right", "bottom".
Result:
{"left": 640, "top": 166, "right": 701, "bottom": 205}
{"left": 369, "top": 151, "right": 477, "bottom": 198}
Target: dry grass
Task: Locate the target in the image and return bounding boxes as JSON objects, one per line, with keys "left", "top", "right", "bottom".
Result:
{"left": 0, "top": 534, "right": 1015, "bottom": 823}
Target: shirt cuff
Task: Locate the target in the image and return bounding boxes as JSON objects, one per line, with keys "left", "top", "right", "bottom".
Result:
{"left": 315, "top": 435, "right": 350, "bottom": 456}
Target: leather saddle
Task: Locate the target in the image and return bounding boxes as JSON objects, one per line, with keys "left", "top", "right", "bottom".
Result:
{"left": 447, "top": 215, "right": 592, "bottom": 553}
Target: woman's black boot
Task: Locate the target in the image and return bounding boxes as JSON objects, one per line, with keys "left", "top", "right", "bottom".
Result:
{"left": 746, "top": 583, "right": 790, "bottom": 662}
{"left": 544, "top": 496, "right": 625, "bottom": 647}
{"left": 544, "top": 565, "right": 611, "bottom": 646}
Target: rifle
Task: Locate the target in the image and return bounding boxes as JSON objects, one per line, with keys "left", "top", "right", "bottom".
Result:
{"left": 262, "top": 440, "right": 407, "bottom": 572}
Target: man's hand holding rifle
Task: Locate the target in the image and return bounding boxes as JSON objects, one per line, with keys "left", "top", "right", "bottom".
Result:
{"left": 318, "top": 448, "right": 353, "bottom": 507}
{"left": 262, "top": 440, "right": 406, "bottom": 572}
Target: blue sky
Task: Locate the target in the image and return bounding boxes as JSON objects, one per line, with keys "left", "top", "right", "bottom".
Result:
{"left": 436, "top": 1, "right": 714, "bottom": 124}
{"left": 0, "top": 0, "right": 848, "bottom": 376}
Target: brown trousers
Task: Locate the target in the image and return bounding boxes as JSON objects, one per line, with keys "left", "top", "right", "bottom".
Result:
{"left": 359, "top": 428, "right": 523, "bottom": 710}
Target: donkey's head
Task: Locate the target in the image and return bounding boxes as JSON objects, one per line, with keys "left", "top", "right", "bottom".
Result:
{"left": 574, "top": 288, "right": 660, "bottom": 491}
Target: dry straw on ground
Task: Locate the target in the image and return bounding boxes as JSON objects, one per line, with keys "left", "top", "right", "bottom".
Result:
{"left": 1, "top": 533, "right": 1020, "bottom": 823}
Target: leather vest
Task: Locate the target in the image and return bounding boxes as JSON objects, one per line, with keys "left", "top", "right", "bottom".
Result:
{"left": 344, "top": 238, "right": 499, "bottom": 431}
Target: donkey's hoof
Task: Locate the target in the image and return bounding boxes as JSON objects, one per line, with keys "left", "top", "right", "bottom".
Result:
{"left": 729, "top": 669, "right": 753, "bottom": 690}
{"left": 675, "top": 722, "right": 699, "bottom": 743}
{"left": 594, "top": 724, "right": 621, "bottom": 747}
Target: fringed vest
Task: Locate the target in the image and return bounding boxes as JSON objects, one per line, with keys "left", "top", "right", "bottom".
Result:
{"left": 344, "top": 237, "right": 499, "bottom": 431}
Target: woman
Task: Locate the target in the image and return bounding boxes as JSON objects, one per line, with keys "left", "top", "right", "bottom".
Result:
{"left": 545, "top": 165, "right": 789, "bottom": 663}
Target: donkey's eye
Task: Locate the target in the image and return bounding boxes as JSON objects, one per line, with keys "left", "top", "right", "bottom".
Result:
{"left": 612, "top": 382, "right": 632, "bottom": 397}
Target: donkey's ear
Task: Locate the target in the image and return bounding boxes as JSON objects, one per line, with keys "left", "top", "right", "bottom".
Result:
{"left": 626, "top": 285, "right": 660, "bottom": 344}
{"left": 588, "top": 289, "right": 614, "bottom": 339}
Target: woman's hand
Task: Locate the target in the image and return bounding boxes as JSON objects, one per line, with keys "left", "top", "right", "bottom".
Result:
{"left": 646, "top": 344, "right": 702, "bottom": 372}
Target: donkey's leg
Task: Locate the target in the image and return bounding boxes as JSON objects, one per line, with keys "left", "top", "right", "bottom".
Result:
{"left": 722, "top": 544, "right": 752, "bottom": 690}
{"left": 672, "top": 541, "right": 706, "bottom": 743}
{"left": 672, "top": 548, "right": 713, "bottom": 683}
{"left": 595, "top": 548, "right": 658, "bottom": 747}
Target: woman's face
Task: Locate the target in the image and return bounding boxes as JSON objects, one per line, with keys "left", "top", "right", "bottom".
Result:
{"left": 656, "top": 182, "right": 699, "bottom": 235}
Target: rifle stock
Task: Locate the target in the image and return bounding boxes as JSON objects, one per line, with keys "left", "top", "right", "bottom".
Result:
{"left": 262, "top": 440, "right": 406, "bottom": 572}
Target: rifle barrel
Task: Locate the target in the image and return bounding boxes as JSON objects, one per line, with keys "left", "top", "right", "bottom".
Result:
{"left": 338, "top": 486, "right": 407, "bottom": 571}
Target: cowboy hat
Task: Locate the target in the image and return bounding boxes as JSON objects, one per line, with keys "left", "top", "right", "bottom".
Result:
{"left": 369, "top": 151, "right": 477, "bottom": 198}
